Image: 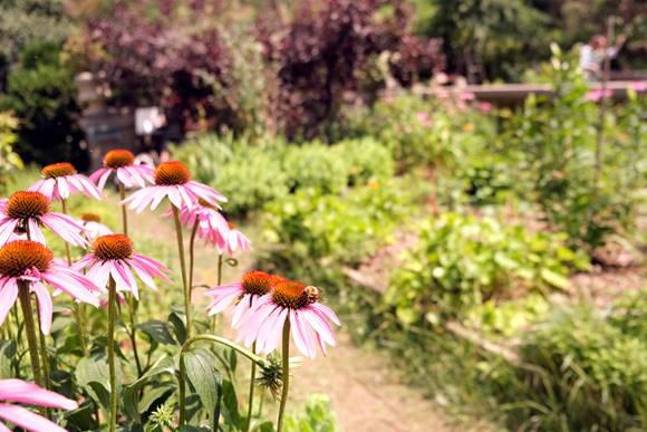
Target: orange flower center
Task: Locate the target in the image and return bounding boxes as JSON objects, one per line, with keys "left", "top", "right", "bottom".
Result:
{"left": 0, "top": 240, "right": 53, "bottom": 277}
{"left": 81, "top": 212, "right": 102, "bottom": 223}
{"left": 93, "top": 234, "right": 133, "bottom": 260}
{"left": 154, "top": 161, "right": 191, "bottom": 186}
{"left": 104, "top": 149, "right": 135, "bottom": 168}
{"left": 41, "top": 162, "right": 77, "bottom": 179}
{"left": 271, "top": 280, "right": 320, "bottom": 309}
{"left": 241, "top": 271, "right": 279, "bottom": 297}
{"left": 6, "top": 191, "right": 49, "bottom": 219}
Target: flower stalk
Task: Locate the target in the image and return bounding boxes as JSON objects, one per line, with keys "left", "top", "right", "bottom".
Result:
{"left": 171, "top": 206, "right": 191, "bottom": 339}
{"left": 107, "top": 277, "right": 118, "bottom": 432}
{"left": 276, "top": 319, "right": 291, "bottom": 432}
{"left": 245, "top": 341, "right": 258, "bottom": 432}
{"left": 60, "top": 198, "right": 89, "bottom": 355}
{"left": 17, "top": 281, "right": 42, "bottom": 387}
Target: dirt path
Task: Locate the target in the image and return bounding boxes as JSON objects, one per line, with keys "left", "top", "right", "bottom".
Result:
{"left": 128, "top": 210, "right": 460, "bottom": 432}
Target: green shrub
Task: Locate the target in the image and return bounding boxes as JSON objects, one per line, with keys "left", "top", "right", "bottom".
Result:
{"left": 0, "top": 41, "right": 86, "bottom": 168}
{"left": 282, "top": 143, "right": 349, "bottom": 194}
{"left": 284, "top": 395, "right": 337, "bottom": 432}
{"left": 386, "top": 212, "right": 587, "bottom": 324}
{"left": 0, "top": 112, "right": 23, "bottom": 193}
{"left": 334, "top": 137, "right": 395, "bottom": 186}
{"left": 494, "top": 305, "right": 647, "bottom": 431}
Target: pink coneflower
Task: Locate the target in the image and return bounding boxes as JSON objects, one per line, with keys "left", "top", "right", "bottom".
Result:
{"left": 89, "top": 149, "right": 154, "bottom": 190}
{"left": 224, "top": 227, "right": 251, "bottom": 255}
{"left": 207, "top": 271, "right": 279, "bottom": 327}
{"left": 30, "top": 162, "right": 101, "bottom": 201}
{"left": 79, "top": 213, "right": 112, "bottom": 242}
{"left": 0, "top": 191, "right": 87, "bottom": 247}
{"left": 179, "top": 200, "right": 230, "bottom": 248}
{"left": 123, "top": 161, "right": 226, "bottom": 212}
{"left": 75, "top": 234, "right": 170, "bottom": 299}
{"left": 0, "top": 378, "right": 78, "bottom": 432}
{"left": 238, "top": 279, "right": 340, "bottom": 359}
{"left": 0, "top": 240, "right": 100, "bottom": 334}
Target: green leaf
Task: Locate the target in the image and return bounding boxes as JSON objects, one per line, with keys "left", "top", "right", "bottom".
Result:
{"left": 183, "top": 348, "right": 221, "bottom": 415}
{"left": 169, "top": 311, "right": 187, "bottom": 345}
{"left": 540, "top": 268, "right": 571, "bottom": 290}
{"left": 0, "top": 340, "right": 16, "bottom": 379}
{"left": 75, "top": 357, "right": 113, "bottom": 411}
{"left": 221, "top": 379, "right": 242, "bottom": 427}
{"left": 138, "top": 320, "right": 176, "bottom": 345}
{"left": 123, "top": 355, "right": 175, "bottom": 422}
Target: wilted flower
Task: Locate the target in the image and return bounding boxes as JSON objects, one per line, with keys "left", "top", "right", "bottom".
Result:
{"left": 123, "top": 161, "right": 226, "bottom": 212}
{"left": 90, "top": 149, "right": 154, "bottom": 190}
{"left": 0, "top": 378, "right": 78, "bottom": 432}
{"left": 0, "top": 191, "right": 87, "bottom": 247}
{"left": 30, "top": 162, "right": 101, "bottom": 201}
{"left": 179, "top": 200, "right": 230, "bottom": 248}
{"left": 0, "top": 240, "right": 100, "bottom": 334}
{"left": 75, "top": 234, "right": 170, "bottom": 299}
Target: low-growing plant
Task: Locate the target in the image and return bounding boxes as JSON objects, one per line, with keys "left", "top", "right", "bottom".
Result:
{"left": 492, "top": 304, "right": 647, "bottom": 431}
{"left": 386, "top": 212, "right": 588, "bottom": 324}
{"left": 0, "top": 112, "right": 23, "bottom": 192}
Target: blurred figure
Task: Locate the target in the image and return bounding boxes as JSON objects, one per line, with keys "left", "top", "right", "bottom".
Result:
{"left": 580, "top": 34, "right": 626, "bottom": 81}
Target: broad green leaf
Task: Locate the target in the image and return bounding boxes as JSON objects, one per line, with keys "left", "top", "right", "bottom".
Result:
{"left": 0, "top": 340, "right": 16, "bottom": 378}
{"left": 75, "top": 357, "right": 114, "bottom": 411}
{"left": 183, "top": 348, "right": 221, "bottom": 415}
{"left": 123, "top": 355, "right": 175, "bottom": 422}
{"left": 138, "top": 320, "right": 176, "bottom": 345}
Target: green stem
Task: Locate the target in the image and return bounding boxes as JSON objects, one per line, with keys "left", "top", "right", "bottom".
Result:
{"left": 60, "top": 199, "right": 89, "bottom": 355}
{"left": 107, "top": 278, "right": 118, "bottom": 432}
{"left": 171, "top": 206, "right": 191, "bottom": 339}
{"left": 127, "top": 295, "right": 143, "bottom": 377}
{"left": 245, "top": 342, "right": 258, "bottom": 432}
{"left": 188, "top": 220, "right": 199, "bottom": 305}
{"left": 177, "top": 334, "right": 268, "bottom": 426}
{"left": 119, "top": 183, "right": 128, "bottom": 236}
{"left": 35, "top": 302, "right": 50, "bottom": 390}
{"left": 18, "top": 282, "right": 42, "bottom": 387}
{"left": 276, "top": 320, "right": 291, "bottom": 432}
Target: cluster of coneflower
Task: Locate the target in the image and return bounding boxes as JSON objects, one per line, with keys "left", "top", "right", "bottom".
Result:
{"left": 0, "top": 149, "right": 338, "bottom": 432}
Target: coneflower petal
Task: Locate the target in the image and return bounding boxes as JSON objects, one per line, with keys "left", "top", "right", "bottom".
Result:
{"left": 0, "top": 379, "right": 77, "bottom": 410}
{"left": 0, "top": 281, "right": 18, "bottom": 328}
{"left": 0, "top": 220, "right": 18, "bottom": 246}
{"left": 27, "top": 219, "right": 46, "bottom": 244}
{"left": 0, "top": 403, "right": 68, "bottom": 432}
{"left": 290, "top": 310, "right": 313, "bottom": 358}
{"left": 301, "top": 308, "right": 335, "bottom": 347}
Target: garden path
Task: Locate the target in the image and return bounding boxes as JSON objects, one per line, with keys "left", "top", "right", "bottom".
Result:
{"left": 129, "top": 210, "right": 464, "bottom": 432}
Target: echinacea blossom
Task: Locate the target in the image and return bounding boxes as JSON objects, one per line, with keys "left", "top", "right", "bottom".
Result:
{"left": 75, "top": 234, "right": 169, "bottom": 299}
{"left": 89, "top": 149, "right": 154, "bottom": 190}
{"left": 223, "top": 224, "right": 252, "bottom": 255}
{"left": 237, "top": 279, "right": 340, "bottom": 358}
{"left": 0, "top": 191, "right": 87, "bottom": 247}
{"left": 179, "top": 200, "right": 230, "bottom": 248}
{"left": 79, "top": 213, "right": 112, "bottom": 242}
{"left": 207, "top": 271, "right": 279, "bottom": 327}
{"left": 0, "top": 378, "right": 78, "bottom": 432}
{"left": 123, "top": 161, "right": 226, "bottom": 212}
{"left": 0, "top": 240, "right": 100, "bottom": 334}
{"left": 29, "top": 162, "right": 101, "bottom": 201}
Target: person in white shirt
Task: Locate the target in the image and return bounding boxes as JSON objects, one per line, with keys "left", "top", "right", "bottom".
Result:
{"left": 580, "top": 34, "right": 626, "bottom": 81}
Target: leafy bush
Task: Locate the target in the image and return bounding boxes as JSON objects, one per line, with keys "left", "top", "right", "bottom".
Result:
{"left": 283, "top": 143, "right": 350, "bottom": 194}
{"left": 284, "top": 395, "right": 337, "bottom": 432}
{"left": 506, "top": 45, "right": 647, "bottom": 250}
{"left": 386, "top": 212, "right": 587, "bottom": 324}
{"left": 174, "top": 133, "right": 397, "bottom": 216}
{"left": 0, "top": 112, "right": 23, "bottom": 192}
{"left": 0, "top": 41, "right": 86, "bottom": 168}
{"left": 493, "top": 305, "right": 647, "bottom": 431}
{"left": 261, "top": 176, "right": 425, "bottom": 282}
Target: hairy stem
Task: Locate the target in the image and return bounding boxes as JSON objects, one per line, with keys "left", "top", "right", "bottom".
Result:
{"left": 119, "top": 183, "right": 128, "bottom": 236}
{"left": 107, "top": 278, "right": 118, "bottom": 432}
{"left": 18, "top": 282, "right": 42, "bottom": 387}
{"left": 171, "top": 206, "right": 191, "bottom": 339}
{"left": 245, "top": 342, "right": 258, "bottom": 432}
{"left": 127, "top": 295, "right": 143, "bottom": 377}
{"left": 60, "top": 198, "right": 88, "bottom": 355}
{"left": 276, "top": 320, "right": 291, "bottom": 432}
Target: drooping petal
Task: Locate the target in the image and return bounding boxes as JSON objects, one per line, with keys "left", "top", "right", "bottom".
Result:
{"left": 0, "top": 219, "right": 18, "bottom": 246}
{"left": 27, "top": 219, "right": 46, "bottom": 245}
{"left": 0, "top": 403, "right": 69, "bottom": 432}
{"left": 301, "top": 307, "right": 336, "bottom": 347}
{"left": 0, "top": 280, "right": 18, "bottom": 327}
{"left": 0, "top": 379, "right": 77, "bottom": 410}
